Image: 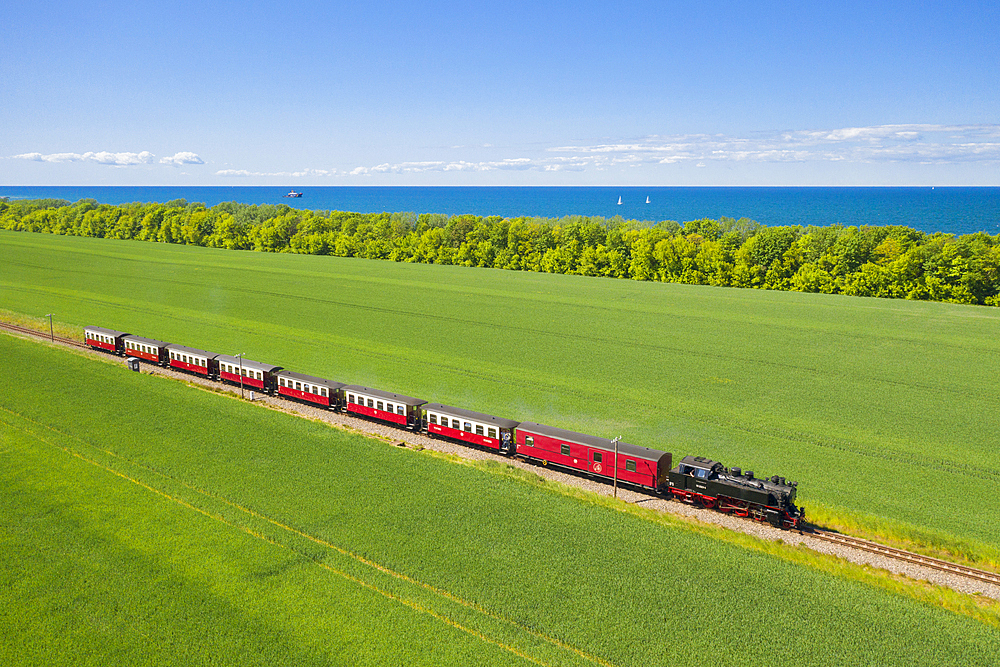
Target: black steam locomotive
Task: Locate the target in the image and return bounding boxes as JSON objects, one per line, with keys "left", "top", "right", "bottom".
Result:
{"left": 667, "top": 455, "right": 804, "bottom": 529}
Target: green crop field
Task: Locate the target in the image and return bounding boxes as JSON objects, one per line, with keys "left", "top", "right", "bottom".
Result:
{"left": 3, "top": 230, "right": 1000, "bottom": 562}
{"left": 3, "top": 333, "right": 1000, "bottom": 666}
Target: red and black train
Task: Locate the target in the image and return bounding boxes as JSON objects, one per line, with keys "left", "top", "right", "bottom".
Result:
{"left": 86, "top": 325, "right": 805, "bottom": 529}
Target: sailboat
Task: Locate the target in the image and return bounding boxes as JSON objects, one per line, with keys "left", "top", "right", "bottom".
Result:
{"left": 617, "top": 196, "right": 622, "bottom": 205}
{"left": 645, "top": 196, "right": 650, "bottom": 204}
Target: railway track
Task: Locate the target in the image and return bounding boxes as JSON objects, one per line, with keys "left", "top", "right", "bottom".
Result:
{"left": 0, "top": 321, "right": 86, "bottom": 348}
{"left": 5, "top": 317, "right": 1000, "bottom": 591}
{"left": 807, "top": 528, "right": 1000, "bottom": 587}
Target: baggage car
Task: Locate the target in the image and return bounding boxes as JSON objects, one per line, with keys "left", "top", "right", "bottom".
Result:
{"left": 516, "top": 422, "right": 672, "bottom": 492}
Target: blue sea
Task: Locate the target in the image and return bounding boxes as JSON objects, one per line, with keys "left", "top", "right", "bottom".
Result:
{"left": 2, "top": 186, "right": 998, "bottom": 236}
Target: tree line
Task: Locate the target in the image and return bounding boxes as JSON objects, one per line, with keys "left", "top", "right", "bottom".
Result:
{"left": 3, "top": 197, "right": 999, "bottom": 306}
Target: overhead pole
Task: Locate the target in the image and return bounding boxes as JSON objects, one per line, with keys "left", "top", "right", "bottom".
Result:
{"left": 612, "top": 436, "right": 621, "bottom": 499}
{"left": 46, "top": 314, "right": 54, "bottom": 342}
{"left": 236, "top": 353, "right": 245, "bottom": 400}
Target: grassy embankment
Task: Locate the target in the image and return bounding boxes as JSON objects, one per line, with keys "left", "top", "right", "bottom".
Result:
{"left": 2, "top": 230, "right": 1000, "bottom": 570}
{"left": 3, "top": 332, "right": 1000, "bottom": 666}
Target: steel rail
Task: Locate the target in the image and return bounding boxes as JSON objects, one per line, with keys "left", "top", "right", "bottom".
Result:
{"left": 807, "top": 528, "right": 1000, "bottom": 587}
{"left": 0, "top": 321, "right": 87, "bottom": 348}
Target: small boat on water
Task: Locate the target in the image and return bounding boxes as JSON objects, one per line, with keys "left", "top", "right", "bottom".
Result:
{"left": 284, "top": 190, "right": 303, "bottom": 198}
{"left": 617, "top": 196, "right": 622, "bottom": 205}
{"left": 646, "top": 196, "right": 651, "bottom": 204}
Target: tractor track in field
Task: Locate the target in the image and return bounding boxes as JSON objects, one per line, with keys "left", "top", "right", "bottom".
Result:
{"left": 4, "top": 319, "right": 1000, "bottom": 602}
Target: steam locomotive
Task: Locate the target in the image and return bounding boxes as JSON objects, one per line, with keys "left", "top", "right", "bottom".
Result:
{"left": 667, "top": 456, "right": 803, "bottom": 528}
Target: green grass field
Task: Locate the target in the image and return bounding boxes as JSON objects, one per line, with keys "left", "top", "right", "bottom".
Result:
{"left": 3, "top": 333, "right": 1000, "bottom": 666}
{"left": 3, "top": 230, "right": 1000, "bottom": 561}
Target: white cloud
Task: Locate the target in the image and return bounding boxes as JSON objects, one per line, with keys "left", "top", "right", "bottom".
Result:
{"left": 346, "top": 156, "right": 579, "bottom": 175}
{"left": 14, "top": 152, "right": 78, "bottom": 162}
{"left": 88, "top": 151, "right": 155, "bottom": 165}
{"left": 216, "top": 167, "right": 337, "bottom": 177}
{"left": 160, "top": 152, "right": 205, "bottom": 166}
{"left": 10, "top": 150, "right": 203, "bottom": 167}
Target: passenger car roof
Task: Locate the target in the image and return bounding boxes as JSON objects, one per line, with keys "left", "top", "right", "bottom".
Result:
{"left": 342, "top": 385, "right": 426, "bottom": 406}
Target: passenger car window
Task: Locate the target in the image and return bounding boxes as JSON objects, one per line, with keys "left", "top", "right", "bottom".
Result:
{"left": 626, "top": 460, "right": 637, "bottom": 472}
{"left": 476, "top": 425, "right": 484, "bottom": 436}
{"left": 429, "top": 414, "right": 437, "bottom": 424}
{"left": 560, "top": 444, "right": 570, "bottom": 456}
{"left": 397, "top": 406, "right": 404, "bottom": 415}
{"left": 593, "top": 452, "right": 603, "bottom": 463}
{"left": 488, "top": 428, "right": 497, "bottom": 438}
{"left": 525, "top": 436, "right": 534, "bottom": 446}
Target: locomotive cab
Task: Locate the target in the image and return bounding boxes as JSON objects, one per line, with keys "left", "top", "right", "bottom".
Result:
{"left": 667, "top": 456, "right": 723, "bottom": 493}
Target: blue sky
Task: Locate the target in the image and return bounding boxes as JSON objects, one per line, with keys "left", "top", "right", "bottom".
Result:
{"left": 2, "top": 0, "right": 998, "bottom": 185}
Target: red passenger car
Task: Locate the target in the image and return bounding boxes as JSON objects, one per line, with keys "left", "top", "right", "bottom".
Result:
{"left": 84, "top": 326, "right": 129, "bottom": 354}
{"left": 123, "top": 335, "right": 170, "bottom": 366}
{"left": 166, "top": 344, "right": 219, "bottom": 377}
{"left": 276, "top": 370, "right": 344, "bottom": 409}
{"left": 515, "top": 422, "right": 672, "bottom": 492}
{"left": 423, "top": 403, "right": 519, "bottom": 454}
{"left": 215, "top": 355, "right": 282, "bottom": 394}
{"left": 342, "top": 385, "right": 425, "bottom": 428}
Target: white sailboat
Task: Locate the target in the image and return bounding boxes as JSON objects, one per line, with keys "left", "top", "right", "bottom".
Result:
{"left": 645, "top": 196, "right": 650, "bottom": 204}
{"left": 617, "top": 196, "right": 622, "bottom": 205}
